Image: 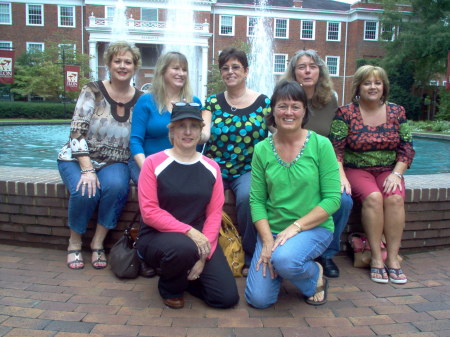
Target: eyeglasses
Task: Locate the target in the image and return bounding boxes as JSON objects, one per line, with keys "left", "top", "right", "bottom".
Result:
{"left": 220, "top": 65, "right": 243, "bottom": 73}
{"left": 173, "top": 102, "right": 201, "bottom": 107}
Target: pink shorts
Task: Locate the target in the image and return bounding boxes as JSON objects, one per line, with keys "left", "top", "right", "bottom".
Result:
{"left": 345, "top": 168, "right": 405, "bottom": 203}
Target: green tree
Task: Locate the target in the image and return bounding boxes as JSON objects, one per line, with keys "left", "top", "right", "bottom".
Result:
{"left": 378, "top": 0, "right": 450, "bottom": 118}
{"left": 12, "top": 39, "right": 90, "bottom": 101}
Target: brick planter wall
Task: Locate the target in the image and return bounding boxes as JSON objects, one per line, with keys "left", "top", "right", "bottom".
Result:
{"left": 0, "top": 167, "right": 449, "bottom": 253}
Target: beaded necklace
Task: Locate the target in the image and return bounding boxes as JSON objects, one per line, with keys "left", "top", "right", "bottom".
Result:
{"left": 269, "top": 131, "right": 311, "bottom": 168}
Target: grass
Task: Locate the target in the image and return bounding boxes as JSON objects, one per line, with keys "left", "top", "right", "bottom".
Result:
{"left": 409, "top": 120, "right": 450, "bottom": 134}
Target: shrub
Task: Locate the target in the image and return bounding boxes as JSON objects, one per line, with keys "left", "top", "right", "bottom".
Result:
{"left": 0, "top": 101, "right": 75, "bottom": 119}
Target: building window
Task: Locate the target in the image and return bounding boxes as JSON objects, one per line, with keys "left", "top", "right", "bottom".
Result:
{"left": 364, "top": 21, "right": 378, "bottom": 40}
{"left": 0, "top": 3, "right": 12, "bottom": 25}
{"left": 142, "top": 8, "right": 157, "bottom": 21}
{"left": 274, "top": 54, "right": 287, "bottom": 74}
{"left": 27, "top": 4, "right": 44, "bottom": 26}
{"left": 247, "top": 17, "right": 257, "bottom": 37}
{"left": 274, "top": 18, "right": 288, "bottom": 39}
{"left": 0, "top": 41, "right": 13, "bottom": 50}
{"left": 327, "top": 22, "right": 341, "bottom": 41}
{"left": 381, "top": 23, "right": 396, "bottom": 41}
{"left": 58, "top": 43, "right": 76, "bottom": 58}
{"left": 26, "top": 42, "right": 44, "bottom": 52}
{"left": 106, "top": 6, "right": 115, "bottom": 20}
{"left": 326, "top": 56, "right": 339, "bottom": 76}
{"left": 300, "top": 20, "right": 315, "bottom": 40}
{"left": 58, "top": 6, "right": 75, "bottom": 27}
{"left": 219, "top": 15, "right": 234, "bottom": 36}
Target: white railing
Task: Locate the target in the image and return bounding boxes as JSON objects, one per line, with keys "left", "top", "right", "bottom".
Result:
{"left": 88, "top": 14, "right": 209, "bottom": 32}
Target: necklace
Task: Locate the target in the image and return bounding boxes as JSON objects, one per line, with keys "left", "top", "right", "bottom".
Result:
{"left": 226, "top": 89, "right": 247, "bottom": 112}
{"left": 269, "top": 131, "right": 311, "bottom": 168}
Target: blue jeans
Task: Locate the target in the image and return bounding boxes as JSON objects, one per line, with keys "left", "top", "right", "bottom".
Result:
{"left": 321, "top": 191, "right": 353, "bottom": 258}
{"left": 245, "top": 227, "right": 332, "bottom": 309}
{"left": 224, "top": 172, "right": 256, "bottom": 266}
{"left": 58, "top": 161, "right": 130, "bottom": 234}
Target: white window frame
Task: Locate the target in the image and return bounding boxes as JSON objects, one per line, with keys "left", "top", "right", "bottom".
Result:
{"left": 364, "top": 20, "right": 379, "bottom": 41}
{"left": 274, "top": 18, "right": 289, "bottom": 39}
{"left": 273, "top": 54, "right": 288, "bottom": 74}
{"left": 0, "top": 41, "right": 13, "bottom": 50}
{"left": 0, "top": 3, "right": 12, "bottom": 25}
{"left": 141, "top": 8, "right": 158, "bottom": 22}
{"left": 300, "top": 20, "right": 315, "bottom": 40}
{"left": 26, "top": 4, "right": 44, "bottom": 26}
{"left": 326, "top": 22, "right": 341, "bottom": 41}
{"left": 247, "top": 16, "right": 258, "bottom": 37}
{"left": 381, "top": 23, "right": 396, "bottom": 41}
{"left": 326, "top": 56, "right": 340, "bottom": 76}
{"left": 26, "top": 42, "right": 45, "bottom": 53}
{"left": 106, "top": 6, "right": 115, "bottom": 20}
{"left": 58, "top": 5, "right": 75, "bottom": 28}
{"left": 219, "top": 15, "right": 234, "bottom": 36}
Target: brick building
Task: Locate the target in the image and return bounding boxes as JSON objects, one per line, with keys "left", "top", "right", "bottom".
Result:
{"left": 0, "top": 0, "right": 409, "bottom": 103}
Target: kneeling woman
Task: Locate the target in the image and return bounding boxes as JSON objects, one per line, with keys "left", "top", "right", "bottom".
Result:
{"left": 245, "top": 81, "right": 341, "bottom": 308}
{"left": 136, "top": 103, "right": 239, "bottom": 309}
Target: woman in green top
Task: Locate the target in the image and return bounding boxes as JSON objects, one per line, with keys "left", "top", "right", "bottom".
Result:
{"left": 245, "top": 80, "right": 341, "bottom": 308}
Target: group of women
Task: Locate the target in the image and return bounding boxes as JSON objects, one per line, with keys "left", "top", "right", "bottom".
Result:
{"left": 57, "top": 40, "right": 414, "bottom": 310}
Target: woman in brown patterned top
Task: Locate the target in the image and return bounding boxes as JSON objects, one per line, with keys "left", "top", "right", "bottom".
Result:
{"left": 58, "top": 41, "right": 142, "bottom": 270}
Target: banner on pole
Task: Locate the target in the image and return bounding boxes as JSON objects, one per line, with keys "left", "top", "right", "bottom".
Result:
{"left": 65, "top": 65, "right": 80, "bottom": 91}
{"left": 447, "top": 48, "right": 450, "bottom": 90}
{"left": 0, "top": 50, "right": 15, "bottom": 84}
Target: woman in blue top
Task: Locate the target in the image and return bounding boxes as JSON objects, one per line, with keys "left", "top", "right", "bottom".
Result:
{"left": 202, "top": 48, "right": 271, "bottom": 275}
{"left": 129, "top": 51, "right": 202, "bottom": 184}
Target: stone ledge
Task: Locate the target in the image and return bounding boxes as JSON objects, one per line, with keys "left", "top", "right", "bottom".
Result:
{"left": 0, "top": 166, "right": 449, "bottom": 252}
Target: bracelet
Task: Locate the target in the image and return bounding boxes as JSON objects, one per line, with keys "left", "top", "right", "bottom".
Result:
{"left": 81, "top": 168, "right": 96, "bottom": 174}
{"left": 293, "top": 221, "right": 303, "bottom": 233}
{"left": 392, "top": 171, "right": 403, "bottom": 179}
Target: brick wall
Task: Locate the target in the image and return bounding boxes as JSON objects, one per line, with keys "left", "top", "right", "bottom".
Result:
{"left": 0, "top": 170, "right": 449, "bottom": 253}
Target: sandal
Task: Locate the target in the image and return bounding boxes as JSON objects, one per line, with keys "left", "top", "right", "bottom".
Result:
{"left": 386, "top": 267, "right": 407, "bottom": 284}
{"left": 91, "top": 248, "right": 107, "bottom": 269}
{"left": 305, "top": 278, "right": 328, "bottom": 306}
{"left": 67, "top": 250, "right": 84, "bottom": 270}
{"left": 370, "top": 266, "right": 388, "bottom": 284}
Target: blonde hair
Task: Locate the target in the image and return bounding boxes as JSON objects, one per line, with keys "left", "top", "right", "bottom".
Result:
{"left": 351, "top": 65, "right": 390, "bottom": 104}
{"left": 151, "top": 52, "right": 193, "bottom": 114}
{"left": 103, "top": 41, "right": 141, "bottom": 69}
{"left": 280, "top": 49, "right": 333, "bottom": 109}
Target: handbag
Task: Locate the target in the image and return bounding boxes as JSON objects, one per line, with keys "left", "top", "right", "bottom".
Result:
{"left": 348, "top": 232, "right": 388, "bottom": 268}
{"left": 109, "top": 210, "right": 141, "bottom": 279}
{"left": 219, "top": 211, "right": 245, "bottom": 277}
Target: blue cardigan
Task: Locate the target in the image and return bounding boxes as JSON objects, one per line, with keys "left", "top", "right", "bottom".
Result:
{"left": 130, "top": 93, "right": 202, "bottom": 157}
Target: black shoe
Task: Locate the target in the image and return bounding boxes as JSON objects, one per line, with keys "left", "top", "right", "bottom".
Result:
{"left": 317, "top": 257, "right": 339, "bottom": 278}
{"left": 139, "top": 260, "right": 156, "bottom": 278}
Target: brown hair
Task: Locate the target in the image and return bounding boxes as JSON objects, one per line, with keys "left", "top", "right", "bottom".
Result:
{"left": 103, "top": 41, "right": 141, "bottom": 69}
{"left": 351, "top": 65, "right": 390, "bottom": 104}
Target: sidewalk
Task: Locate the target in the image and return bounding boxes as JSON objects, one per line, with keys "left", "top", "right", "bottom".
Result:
{"left": 0, "top": 244, "right": 449, "bottom": 337}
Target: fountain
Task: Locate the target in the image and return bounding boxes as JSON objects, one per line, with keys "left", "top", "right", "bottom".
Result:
{"left": 110, "top": 0, "right": 128, "bottom": 42}
{"left": 247, "top": 0, "right": 275, "bottom": 97}
{"left": 162, "top": 0, "right": 200, "bottom": 96}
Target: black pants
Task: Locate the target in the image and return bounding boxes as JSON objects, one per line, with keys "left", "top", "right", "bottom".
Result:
{"left": 137, "top": 232, "right": 239, "bottom": 308}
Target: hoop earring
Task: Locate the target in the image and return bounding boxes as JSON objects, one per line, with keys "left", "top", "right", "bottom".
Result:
{"left": 354, "top": 95, "right": 360, "bottom": 102}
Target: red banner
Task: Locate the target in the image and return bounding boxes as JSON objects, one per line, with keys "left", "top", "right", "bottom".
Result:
{"left": 65, "top": 65, "right": 80, "bottom": 91}
{"left": 0, "top": 50, "right": 15, "bottom": 84}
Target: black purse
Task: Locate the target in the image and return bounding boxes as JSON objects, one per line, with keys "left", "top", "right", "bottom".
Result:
{"left": 109, "top": 211, "right": 141, "bottom": 279}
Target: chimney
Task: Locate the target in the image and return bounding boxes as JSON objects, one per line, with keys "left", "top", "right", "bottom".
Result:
{"left": 293, "top": 0, "right": 303, "bottom": 8}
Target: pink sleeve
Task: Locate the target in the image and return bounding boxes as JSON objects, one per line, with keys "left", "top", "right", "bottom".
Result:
{"left": 201, "top": 158, "right": 225, "bottom": 259}
{"left": 138, "top": 152, "right": 192, "bottom": 233}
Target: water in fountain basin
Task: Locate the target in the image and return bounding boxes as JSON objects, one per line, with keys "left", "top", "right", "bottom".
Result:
{"left": 163, "top": 0, "right": 200, "bottom": 97}
{"left": 248, "top": 0, "right": 275, "bottom": 97}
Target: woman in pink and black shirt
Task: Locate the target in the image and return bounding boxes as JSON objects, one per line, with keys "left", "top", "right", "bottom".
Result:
{"left": 329, "top": 65, "right": 415, "bottom": 285}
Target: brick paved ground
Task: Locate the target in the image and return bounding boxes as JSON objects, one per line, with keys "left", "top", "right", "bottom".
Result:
{"left": 1, "top": 244, "right": 449, "bottom": 336}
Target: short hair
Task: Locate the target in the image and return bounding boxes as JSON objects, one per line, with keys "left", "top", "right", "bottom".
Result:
{"left": 266, "top": 80, "right": 310, "bottom": 128}
{"left": 218, "top": 48, "right": 249, "bottom": 69}
{"left": 103, "top": 41, "right": 141, "bottom": 69}
{"left": 167, "top": 119, "right": 205, "bottom": 145}
{"left": 351, "top": 65, "right": 390, "bottom": 104}
{"left": 151, "top": 52, "right": 194, "bottom": 113}
{"left": 280, "top": 49, "right": 333, "bottom": 109}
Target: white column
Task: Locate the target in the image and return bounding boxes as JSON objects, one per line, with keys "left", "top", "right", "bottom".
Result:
{"left": 89, "top": 41, "right": 98, "bottom": 81}
{"left": 201, "top": 46, "right": 208, "bottom": 102}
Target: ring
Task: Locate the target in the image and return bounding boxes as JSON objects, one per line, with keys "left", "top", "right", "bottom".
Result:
{"left": 82, "top": 182, "right": 87, "bottom": 185}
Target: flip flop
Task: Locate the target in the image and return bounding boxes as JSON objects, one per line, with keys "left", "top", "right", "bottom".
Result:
{"left": 386, "top": 267, "right": 407, "bottom": 284}
{"left": 305, "top": 278, "right": 328, "bottom": 306}
{"left": 370, "top": 266, "right": 388, "bottom": 284}
{"left": 91, "top": 248, "right": 107, "bottom": 269}
{"left": 67, "top": 249, "right": 84, "bottom": 270}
